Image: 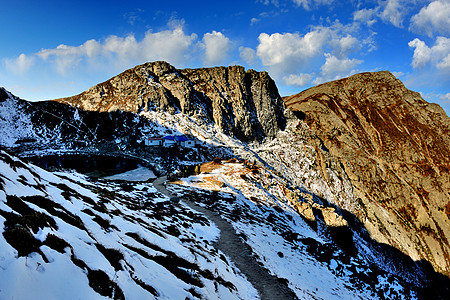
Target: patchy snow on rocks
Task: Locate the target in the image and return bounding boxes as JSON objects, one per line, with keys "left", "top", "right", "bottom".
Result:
{"left": 0, "top": 151, "right": 258, "bottom": 299}
{"left": 0, "top": 91, "right": 35, "bottom": 147}
{"left": 169, "top": 159, "right": 420, "bottom": 299}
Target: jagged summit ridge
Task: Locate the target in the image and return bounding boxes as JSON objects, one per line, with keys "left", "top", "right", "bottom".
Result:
{"left": 56, "top": 61, "right": 286, "bottom": 142}
{"left": 284, "top": 70, "right": 450, "bottom": 276}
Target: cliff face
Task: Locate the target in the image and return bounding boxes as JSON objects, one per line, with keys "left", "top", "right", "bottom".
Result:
{"left": 284, "top": 71, "right": 450, "bottom": 276}
{"left": 55, "top": 61, "right": 286, "bottom": 141}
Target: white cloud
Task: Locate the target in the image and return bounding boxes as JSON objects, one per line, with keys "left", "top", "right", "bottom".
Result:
{"left": 256, "top": 29, "right": 330, "bottom": 76}
{"left": 408, "top": 38, "right": 432, "bottom": 68}
{"left": 201, "top": 31, "right": 232, "bottom": 66}
{"left": 314, "top": 53, "right": 362, "bottom": 84}
{"left": 37, "top": 39, "right": 103, "bottom": 74}
{"left": 239, "top": 47, "right": 258, "bottom": 65}
{"left": 255, "top": 20, "right": 367, "bottom": 81}
{"left": 441, "top": 92, "right": 450, "bottom": 102}
{"left": 380, "top": 0, "right": 408, "bottom": 27}
{"left": 332, "top": 35, "right": 361, "bottom": 58}
{"left": 34, "top": 26, "right": 197, "bottom": 75}
{"left": 292, "top": 0, "right": 335, "bottom": 10}
{"left": 353, "top": 8, "right": 379, "bottom": 26}
{"left": 283, "top": 73, "right": 313, "bottom": 86}
{"left": 140, "top": 28, "right": 197, "bottom": 64}
{"left": 4, "top": 53, "right": 35, "bottom": 75}
{"left": 392, "top": 71, "right": 404, "bottom": 77}
{"left": 250, "top": 18, "right": 260, "bottom": 26}
{"left": 408, "top": 36, "right": 450, "bottom": 71}
{"left": 437, "top": 53, "right": 450, "bottom": 69}
{"left": 410, "top": 0, "right": 450, "bottom": 37}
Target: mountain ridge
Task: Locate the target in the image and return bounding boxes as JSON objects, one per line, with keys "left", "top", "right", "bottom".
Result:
{"left": 1, "top": 64, "right": 450, "bottom": 298}
{"left": 52, "top": 65, "right": 450, "bottom": 277}
{"left": 55, "top": 61, "right": 286, "bottom": 142}
{"left": 284, "top": 70, "right": 450, "bottom": 276}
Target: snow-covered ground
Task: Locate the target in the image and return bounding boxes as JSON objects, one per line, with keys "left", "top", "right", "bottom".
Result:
{"left": 0, "top": 151, "right": 258, "bottom": 299}
{"left": 0, "top": 92, "right": 35, "bottom": 147}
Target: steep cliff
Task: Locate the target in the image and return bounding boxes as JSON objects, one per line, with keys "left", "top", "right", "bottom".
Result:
{"left": 55, "top": 61, "right": 286, "bottom": 142}
{"left": 284, "top": 71, "right": 450, "bottom": 276}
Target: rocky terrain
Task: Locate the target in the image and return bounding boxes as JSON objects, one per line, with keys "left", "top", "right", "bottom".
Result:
{"left": 1, "top": 63, "right": 450, "bottom": 299}
{"left": 56, "top": 61, "right": 286, "bottom": 142}
{"left": 284, "top": 71, "right": 450, "bottom": 277}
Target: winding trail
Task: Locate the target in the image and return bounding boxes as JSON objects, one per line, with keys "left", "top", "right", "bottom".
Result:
{"left": 153, "top": 176, "right": 297, "bottom": 300}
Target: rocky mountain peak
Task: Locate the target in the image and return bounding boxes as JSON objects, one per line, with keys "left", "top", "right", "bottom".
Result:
{"left": 55, "top": 61, "right": 286, "bottom": 142}
{"left": 284, "top": 71, "right": 450, "bottom": 276}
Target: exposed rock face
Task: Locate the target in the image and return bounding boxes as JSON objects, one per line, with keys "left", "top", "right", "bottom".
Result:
{"left": 56, "top": 61, "right": 286, "bottom": 141}
{"left": 284, "top": 71, "right": 450, "bottom": 276}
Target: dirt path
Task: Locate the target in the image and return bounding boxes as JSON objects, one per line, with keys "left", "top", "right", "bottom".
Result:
{"left": 153, "top": 176, "right": 297, "bottom": 300}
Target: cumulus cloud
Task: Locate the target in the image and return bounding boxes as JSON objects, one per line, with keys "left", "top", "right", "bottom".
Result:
{"left": 408, "top": 38, "right": 432, "bottom": 68}
{"left": 4, "top": 53, "right": 35, "bottom": 75}
{"left": 201, "top": 31, "right": 232, "bottom": 66}
{"left": 30, "top": 26, "right": 197, "bottom": 75}
{"left": 354, "top": 1, "right": 436, "bottom": 30}
{"left": 408, "top": 36, "right": 450, "bottom": 71}
{"left": 313, "top": 53, "right": 362, "bottom": 84}
{"left": 37, "top": 39, "right": 103, "bottom": 74}
{"left": 239, "top": 47, "right": 258, "bottom": 65}
{"left": 410, "top": 0, "right": 450, "bottom": 37}
{"left": 255, "top": 21, "right": 365, "bottom": 85}
{"left": 283, "top": 73, "right": 313, "bottom": 86}
{"left": 331, "top": 35, "right": 361, "bottom": 58}
{"left": 256, "top": 29, "right": 330, "bottom": 76}
{"left": 379, "top": 0, "right": 409, "bottom": 27}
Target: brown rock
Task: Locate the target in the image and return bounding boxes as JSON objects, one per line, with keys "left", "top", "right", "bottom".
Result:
{"left": 55, "top": 61, "right": 286, "bottom": 141}
{"left": 284, "top": 71, "right": 450, "bottom": 276}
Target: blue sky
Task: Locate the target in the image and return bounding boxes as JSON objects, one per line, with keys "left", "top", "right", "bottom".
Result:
{"left": 1, "top": 0, "right": 449, "bottom": 113}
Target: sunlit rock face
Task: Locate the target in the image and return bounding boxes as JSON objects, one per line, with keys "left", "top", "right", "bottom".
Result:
{"left": 284, "top": 71, "right": 450, "bottom": 277}
{"left": 55, "top": 61, "right": 286, "bottom": 142}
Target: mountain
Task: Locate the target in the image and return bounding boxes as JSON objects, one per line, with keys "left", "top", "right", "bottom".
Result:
{"left": 284, "top": 71, "right": 450, "bottom": 277}
{"left": 55, "top": 61, "right": 286, "bottom": 142}
{"left": 0, "top": 146, "right": 441, "bottom": 300}
{"left": 1, "top": 64, "right": 450, "bottom": 299}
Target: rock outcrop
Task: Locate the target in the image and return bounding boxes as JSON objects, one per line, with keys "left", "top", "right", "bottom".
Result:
{"left": 55, "top": 61, "right": 286, "bottom": 142}
{"left": 284, "top": 71, "right": 450, "bottom": 276}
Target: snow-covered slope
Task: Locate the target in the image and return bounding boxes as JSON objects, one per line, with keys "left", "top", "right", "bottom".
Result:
{"left": 1, "top": 149, "right": 444, "bottom": 299}
{"left": 0, "top": 150, "right": 258, "bottom": 299}
{"left": 0, "top": 88, "right": 35, "bottom": 147}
